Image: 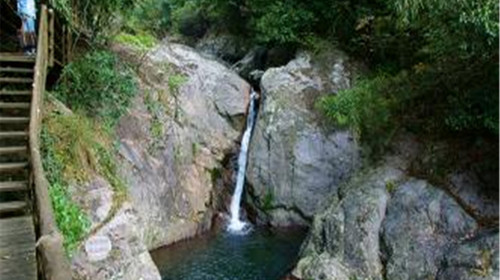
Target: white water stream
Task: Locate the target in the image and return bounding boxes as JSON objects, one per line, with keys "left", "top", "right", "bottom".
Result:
{"left": 228, "top": 90, "right": 258, "bottom": 233}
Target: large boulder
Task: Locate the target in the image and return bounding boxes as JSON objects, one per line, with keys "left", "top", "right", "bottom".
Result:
{"left": 293, "top": 164, "right": 406, "bottom": 280}
{"left": 294, "top": 142, "right": 483, "bottom": 280}
{"left": 117, "top": 43, "right": 250, "bottom": 249}
{"left": 246, "top": 50, "right": 361, "bottom": 226}
{"left": 382, "top": 179, "right": 478, "bottom": 280}
{"left": 293, "top": 135, "right": 488, "bottom": 280}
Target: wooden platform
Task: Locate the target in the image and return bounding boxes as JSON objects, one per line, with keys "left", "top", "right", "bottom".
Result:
{"left": 0, "top": 216, "right": 37, "bottom": 280}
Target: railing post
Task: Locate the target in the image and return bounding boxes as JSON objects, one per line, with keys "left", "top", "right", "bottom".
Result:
{"left": 31, "top": 5, "right": 72, "bottom": 280}
{"left": 48, "top": 9, "right": 54, "bottom": 67}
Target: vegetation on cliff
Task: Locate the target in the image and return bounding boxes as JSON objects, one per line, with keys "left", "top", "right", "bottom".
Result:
{"left": 41, "top": 50, "right": 137, "bottom": 253}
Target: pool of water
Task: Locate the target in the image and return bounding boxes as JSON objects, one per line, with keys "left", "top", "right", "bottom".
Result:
{"left": 151, "top": 227, "right": 307, "bottom": 280}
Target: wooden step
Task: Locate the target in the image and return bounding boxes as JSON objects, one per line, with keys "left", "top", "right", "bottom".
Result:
{"left": 0, "top": 201, "right": 27, "bottom": 214}
{"left": 0, "top": 162, "right": 28, "bottom": 172}
{"left": 0, "top": 146, "right": 27, "bottom": 155}
{"left": 0, "top": 53, "right": 35, "bottom": 63}
{"left": 0, "top": 67, "right": 34, "bottom": 74}
{"left": 0, "top": 181, "right": 28, "bottom": 192}
{"left": 0, "top": 117, "right": 30, "bottom": 123}
{"left": 0, "top": 216, "right": 37, "bottom": 280}
{"left": 0, "top": 103, "right": 30, "bottom": 109}
{"left": 0, "top": 132, "right": 28, "bottom": 139}
{"left": 0, "top": 90, "right": 31, "bottom": 96}
{"left": 0, "top": 77, "right": 33, "bottom": 84}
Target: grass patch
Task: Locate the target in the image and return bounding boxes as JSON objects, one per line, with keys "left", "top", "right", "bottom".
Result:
{"left": 144, "top": 90, "right": 166, "bottom": 151}
{"left": 168, "top": 73, "right": 188, "bottom": 93}
{"left": 41, "top": 107, "right": 128, "bottom": 253}
{"left": 262, "top": 190, "right": 275, "bottom": 211}
{"left": 114, "top": 32, "right": 158, "bottom": 51}
{"left": 41, "top": 123, "right": 90, "bottom": 254}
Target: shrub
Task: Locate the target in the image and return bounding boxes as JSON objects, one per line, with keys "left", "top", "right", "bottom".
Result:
{"left": 319, "top": 72, "right": 410, "bottom": 152}
{"left": 55, "top": 50, "right": 136, "bottom": 128}
{"left": 171, "top": 1, "right": 208, "bottom": 38}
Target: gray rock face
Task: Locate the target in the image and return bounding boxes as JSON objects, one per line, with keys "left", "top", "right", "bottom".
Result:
{"left": 117, "top": 43, "right": 250, "bottom": 249}
{"left": 294, "top": 165, "right": 405, "bottom": 280}
{"left": 294, "top": 143, "right": 484, "bottom": 280}
{"left": 246, "top": 50, "right": 360, "bottom": 226}
{"left": 437, "top": 230, "right": 499, "bottom": 280}
{"left": 382, "top": 179, "right": 478, "bottom": 280}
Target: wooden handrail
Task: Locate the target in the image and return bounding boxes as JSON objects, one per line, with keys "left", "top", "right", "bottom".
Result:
{"left": 30, "top": 5, "right": 71, "bottom": 280}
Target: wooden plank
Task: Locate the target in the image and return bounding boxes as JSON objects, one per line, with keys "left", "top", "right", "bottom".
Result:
{"left": 0, "top": 102, "right": 31, "bottom": 109}
{"left": 0, "top": 77, "right": 33, "bottom": 84}
{"left": 0, "top": 201, "right": 27, "bottom": 214}
{"left": 0, "top": 132, "right": 28, "bottom": 139}
{"left": 0, "top": 67, "right": 34, "bottom": 74}
{"left": 0, "top": 216, "right": 36, "bottom": 280}
{"left": 0, "top": 117, "right": 30, "bottom": 123}
{"left": 0, "top": 90, "right": 31, "bottom": 96}
{"left": 0, "top": 162, "right": 28, "bottom": 172}
{"left": 0, "top": 146, "right": 27, "bottom": 154}
{"left": 0, "top": 53, "right": 36, "bottom": 63}
{"left": 0, "top": 181, "right": 28, "bottom": 192}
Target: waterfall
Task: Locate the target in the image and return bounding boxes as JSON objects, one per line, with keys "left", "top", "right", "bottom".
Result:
{"left": 228, "top": 90, "right": 259, "bottom": 233}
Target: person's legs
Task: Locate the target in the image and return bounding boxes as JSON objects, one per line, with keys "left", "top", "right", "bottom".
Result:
{"left": 25, "top": 18, "right": 36, "bottom": 53}
{"left": 20, "top": 17, "right": 36, "bottom": 54}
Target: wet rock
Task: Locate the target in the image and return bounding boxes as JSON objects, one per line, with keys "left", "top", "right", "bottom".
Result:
{"left": 437, "top": 230, "right": 499, "bottom": 280}
{"left": 247, "top": 50, "right": 360, "bottom": 226}
{"left": 382, "top": 179, "right": 478, "bottom": 280}
{"left": 117, "top": 43, "right": 250, "bottom": 249}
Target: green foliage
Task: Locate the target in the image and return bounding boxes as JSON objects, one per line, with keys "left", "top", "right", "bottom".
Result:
{"left": 41, "top": 104, "right": 129, "bottom": 252}
{"left": 168, "top": 74, "right": 188, "bottom": 93}
{"left": 250, "top": 1, "right": 315, "bottom": 44}
{"left": 385, "top": 180, "right": 397, "bottom": 193}
{"left": 144, "top": 90, "right": 166, "bottom": 151}
{"left": 41, "top": 124, "right": 90, "bottom": 254}
{"left": 114, "top": 32, "right": 157, "bottom": 51}
{"left": 122, "top": 0, "right": 172, "bottom": 36}
{"left": 49, "top": 0, "right": 135, "bottom": 41}
{"left": 319, "top": 72, "right": 410, "bottom": 152}
{"left": 49, "top": 182, "right": 90, "bottom": 253}
{"left": 55, "top": 50, "right": 136, "bottom": 128}
{"left": 262, "top": 190, "right": 274, "bottom": 211}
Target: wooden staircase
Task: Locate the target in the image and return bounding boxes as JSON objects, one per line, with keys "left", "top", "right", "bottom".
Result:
{"left": 0, "top": 53, "right": 37, "bottom": 280}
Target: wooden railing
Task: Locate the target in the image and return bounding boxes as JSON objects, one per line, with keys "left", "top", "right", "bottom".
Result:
{"left": 30, "top": 5, "right": 71, "bottom": 280}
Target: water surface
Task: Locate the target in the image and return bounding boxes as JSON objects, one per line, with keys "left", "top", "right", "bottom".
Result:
{"left": 151, "top": 227, "right": 306, "bottom": 280}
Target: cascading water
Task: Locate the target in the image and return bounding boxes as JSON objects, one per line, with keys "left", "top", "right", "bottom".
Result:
{"left": 227, "top": 90, "right": 259, "bottom": 233}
